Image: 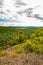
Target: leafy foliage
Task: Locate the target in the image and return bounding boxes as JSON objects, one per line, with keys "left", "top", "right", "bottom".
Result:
{"left": 0, "top": 27, "right": 43, "bottom": 54}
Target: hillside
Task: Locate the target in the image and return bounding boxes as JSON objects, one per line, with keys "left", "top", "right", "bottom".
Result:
{"left": 0, "top": 26, "right": 35, "bottom": 50}
{"left": 0, "top": 26, "right": 43, "bottom": 65}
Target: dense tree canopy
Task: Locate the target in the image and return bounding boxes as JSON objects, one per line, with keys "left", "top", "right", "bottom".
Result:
{"left": 0, "top": 27, "right": 43, "bottom": 53}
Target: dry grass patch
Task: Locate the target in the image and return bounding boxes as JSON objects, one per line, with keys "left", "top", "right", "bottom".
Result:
{"left": 0, "top": 50, "right": 19, "bottom": 58}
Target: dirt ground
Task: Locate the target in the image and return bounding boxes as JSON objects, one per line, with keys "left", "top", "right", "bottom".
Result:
{"left": 0, "top": 52, "right": 43, "bottom": 65}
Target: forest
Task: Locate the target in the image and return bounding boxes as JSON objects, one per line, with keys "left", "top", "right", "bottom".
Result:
{"left": 0, "top": 26, "right": 43, "bottom": 65}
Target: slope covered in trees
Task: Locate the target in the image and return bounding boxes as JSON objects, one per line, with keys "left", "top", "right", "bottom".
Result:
{"left": 0, "top": 26, "right": 43, "bottom": 54}
{"left": 0, "top": 26, "right": 35, "bottom": 50}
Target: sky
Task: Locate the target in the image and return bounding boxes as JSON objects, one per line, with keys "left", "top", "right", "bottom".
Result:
{"left": 0, "top": 0, "right": 43, "bottom": 26}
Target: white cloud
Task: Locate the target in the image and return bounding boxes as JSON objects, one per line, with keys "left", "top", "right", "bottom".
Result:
{"left": 0, "top": 0, "right": 43, "bottom": 26}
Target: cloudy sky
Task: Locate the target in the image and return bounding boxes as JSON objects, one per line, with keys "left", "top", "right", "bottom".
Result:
{"left": 0, "top": 0, "right": 43, "bottom": 26}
